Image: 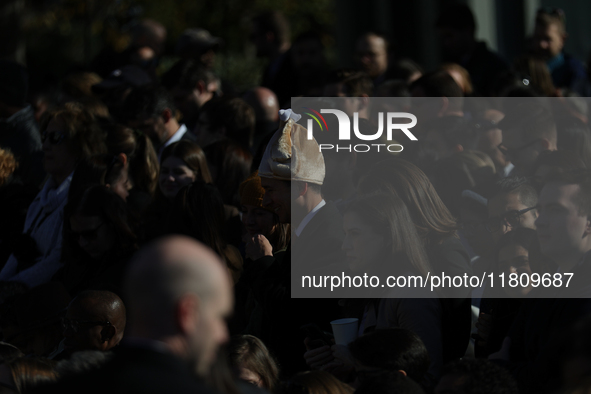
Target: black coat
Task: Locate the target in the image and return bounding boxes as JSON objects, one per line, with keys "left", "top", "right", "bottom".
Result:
{"left": 33, "top": 345, "right": 219, "bottom": 394}
{"left": 244, "top": 201, "right": 345, "bottom": 377}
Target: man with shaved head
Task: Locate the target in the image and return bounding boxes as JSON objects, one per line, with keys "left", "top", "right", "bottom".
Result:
{"left": 243, "top": 87, "right": 279, "bottom": 152}
{"left": 38, "top": 236, "right": 229, "bottom": 393}
{"left": 62, "top": 290, "right": 126, "bottom": 356}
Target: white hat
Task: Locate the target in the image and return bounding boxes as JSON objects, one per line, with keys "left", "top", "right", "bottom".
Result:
{"left": 258, "top": 110, "right": 325, "bottom": 185}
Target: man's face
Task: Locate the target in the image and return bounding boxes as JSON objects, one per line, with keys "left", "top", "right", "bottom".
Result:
{"left": 128, "top": 114, "right": 167, "bottom": 147}
{"left": 533, "top": 22, "right": 565, "bottom": 60}
{"left": 261, "top": 177, "right": 291, "bottom": 224}
{"left": 500, "top": 127, "right": 541, "bottom": 176}
{"left": 292, "top": 39, "right": 324, "bottom": 75}
{"left": 355, "top": 35, "right": 388, "bottom": 79}
{"left": 192, "top": 281, "right": 233, "bottom": 376}
{"left": 535, "top": 182, "right": 590, "bottom": 261}
{"left": 488, "top": 192, "right": 537, "bottom": 244}
{"left": 63, "top": 299, "right": 113, "bottom": 354}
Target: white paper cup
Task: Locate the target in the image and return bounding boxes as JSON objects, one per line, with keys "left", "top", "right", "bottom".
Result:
{"left": 330, "top": 318, "right": 359, "bottom": 345}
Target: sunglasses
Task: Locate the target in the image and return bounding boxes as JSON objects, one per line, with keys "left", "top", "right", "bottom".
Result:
{"left": 485, "top": 207, "right": 536, "bottom": 233}
{"left": 42, "top": 130, "right": 67, "bottom": 145}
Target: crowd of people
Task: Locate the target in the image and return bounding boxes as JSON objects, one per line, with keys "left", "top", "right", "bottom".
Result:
{"left": 1, "top": 3, "right": 591, "bottom": 393}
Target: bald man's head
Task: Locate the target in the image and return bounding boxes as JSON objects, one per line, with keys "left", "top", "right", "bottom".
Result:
{"left": 125, "top": 236, "right": 233, "bottom": 376}
{"left": 63, "top": 291, "right": 126, "bottom": 355}
{"left": 243, "top": 87, "right": 279, "bottom": 123}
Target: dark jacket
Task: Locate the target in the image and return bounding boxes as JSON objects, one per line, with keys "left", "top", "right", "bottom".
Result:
{"left": 243, "top": 201, "right": 345, "bottom": 376}
{"left": 33, "top": 345, "right": 219, "bottom": 394}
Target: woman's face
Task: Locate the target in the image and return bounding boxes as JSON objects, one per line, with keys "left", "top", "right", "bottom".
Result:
{"left": 109, "top": 163, "right": 132, "bottom": 202}
{"left": 238, "top": 367, "right": 263, "bottom": 388}
{"left": 69, "top": 215, "right": 115, "bottom": 260}
{"left": 42, "top": 117, "right": 78, "bottom": 184}
{"left": 159, "top": 156, "right": 196, "bottom": 199}
{"left": 241, "top": 205, "right": 276, "bottom": 238}
{"left": 498, "top": 243, "right": 533, "bottom": 297}
{"left": 342, "top": 211, "right": 385, "bottom": 273}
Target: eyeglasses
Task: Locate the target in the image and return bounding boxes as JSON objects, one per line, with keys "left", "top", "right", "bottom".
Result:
{"left": 42, "top": 130, "right": 67, "bottom": 145}
{"left": 70, "top": 222, "right": 106, "bottom": 242}
{"left": 497, "top": 139, "right": 540, "bottom": 159}
{"left": 485, "top": 207, "right": 537, "bottom": 233}
{"left": 62, "top": 317, "right": 112, "bottom": 334}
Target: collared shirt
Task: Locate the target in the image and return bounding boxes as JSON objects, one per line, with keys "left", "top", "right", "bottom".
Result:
{"left": 158, "top": 124, "right": 188, "bottom": 158}
{"left": 295, "top": 199, "right": 326, "bottom": 237}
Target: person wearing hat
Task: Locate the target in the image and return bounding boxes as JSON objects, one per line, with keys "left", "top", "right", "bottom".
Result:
{"left": 176, "top": 28, "right": 223, "bottom": 70}
{"left": 244, "top": 109, "right": 344, "bottom": 375}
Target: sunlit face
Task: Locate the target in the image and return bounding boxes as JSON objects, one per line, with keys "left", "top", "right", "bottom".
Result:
{"left": 533, "top": 22, "right": 565, "bottom": 60}
{"left": 159, "top": 156, "right": 197, "bottom": 200}
{"left": 69, "top": 215, "right": 115, "bottom": 261}
{"left": 488, "top": 192, "right": 537, "bottom": 244}
{"left": 239, "top": 367, "right": 263, "bottom": 388}
{"left": 342, "top": 211, "right": 386, "bottom": 273}
{"left": 535, "top": 182, "right": 590, "bottom": 262}
{"left": 241, "top": 204, "right": 277, "bottom": 238}
{"left": 109, "top": 164, "right": 132, "bottom": 202}
{"left": 356, "top": 34, "right": 388, "bottom": 78}
{"left": 260, "top": 177, "right": 292, "bottom": 224}
{"left": 498, "top": 244, "right": 533, "bottom": 297}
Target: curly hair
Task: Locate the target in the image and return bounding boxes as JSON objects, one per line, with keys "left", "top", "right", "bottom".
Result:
{"left": 0, "top": 148, "right": 18, "bottom": 186}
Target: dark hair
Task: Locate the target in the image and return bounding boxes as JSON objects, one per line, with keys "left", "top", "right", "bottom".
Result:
{"left": 7, "top": 357, "right": 58, "bottom": 393}
{"left": 512, "top": 56, "right": 556, "bottom": 97}
{"left": 556, "top": 116, "right": 591, "bottom": 169}
{"left": 340, "top": 72, "right": 374, "bottom": 97}
{"left": 496, "top": 227, "right": 552, "bottom": 275}
{"left": 544, "top": 169, "right": 591, "bottom": 216}
{"left": 65, "top": 186, "right": 138, "bottom": 260}
{"left": 358, "top": 158, "right": 458, "bottom": 246}
{"left": 345, "top": 193, "right": 432, "bottom": 278}
{"left": 427, "top": 116, "right": 478, "bottom": 152}
{"left": 278, "top": 371, "right": 354, "bottom": 394}
{"left": 40, "top": 102, "right": 107, "bottom": 160}
{"left": 389, "top": 58, "right": 423, "bottom": 82}
{"left": 355, "top": 372, "right": 425, "bottom": 394}
{"left": 205, "top": 140, "right": 253, "bottom": 207}
{"left": 227, "top": 335, "right": 279, "bottom": 391}
{"left": 167, "top": 181, "right": 240, "bottom": 274}
{"left": 163, "top": 59, "right": 217, "bottom": 90}
{"left": 160, "top": 140, "right": 212, "bottom": 183}
{"left": 253, "top": 11, "right": 290, "bottom": 45}
{"left": 440, "top": 358, "right": 519, "bottom": 394}
{"left": 491, "top": 176, "right": 538, "bottom": 208}
{"left": 202, "top": 98, "right": 256, "bottom": 149}
{"left": 436, "top": 3, "right": 476, "bottom": 32}
{"left": 105, "top": 122, "right": 159, "bottom": 195}
{"left": 68, "top": 154, "right": 126, "bottom": 205}
{"left": 498, "top": 102, "right": 557, "bottom": 144}
{"left": 349, "top": 328, "right": 430, "bottom": 384}
{"left": 410, "top": 71, "right": 464, "bottom": 111}
{"left": 123, "top": 85, "right": 176, "bottom": 122}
